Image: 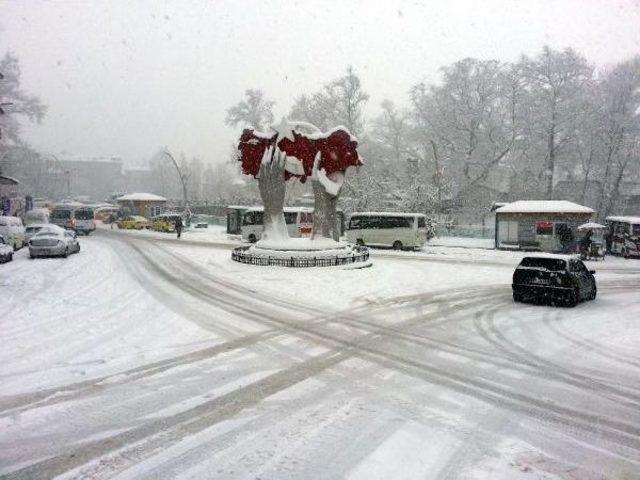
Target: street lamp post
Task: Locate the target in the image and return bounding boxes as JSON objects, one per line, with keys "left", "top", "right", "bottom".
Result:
{"left": 160, "top": 149, "right": 190, "bottom": 224}
{"left": 65, "top": 170, "right": 71, "bottom": 197}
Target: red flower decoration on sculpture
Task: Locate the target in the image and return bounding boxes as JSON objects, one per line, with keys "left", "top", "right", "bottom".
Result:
{"left": 237, "top": 126, "right": 363, "bottom": 180}
{"left": 237, "top": 129, "right": 276, "bottom": 178}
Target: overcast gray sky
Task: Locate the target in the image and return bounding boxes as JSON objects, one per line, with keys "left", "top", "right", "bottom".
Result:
{"left": 2, "top": 0, "right": 639, "bottom": 167}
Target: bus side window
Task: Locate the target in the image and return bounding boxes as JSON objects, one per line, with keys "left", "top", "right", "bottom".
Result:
{"left": 367, "top": 217, "right": 381, "bottom": 229}
{"left": 284, "top": 212, "right": 297, "bottom": 224}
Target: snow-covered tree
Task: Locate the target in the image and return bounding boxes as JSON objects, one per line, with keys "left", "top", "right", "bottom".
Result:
{"left": 518, "top": 47, "right": 595, "bottom": 198}
{"left": 0, "top": 53, "right": 46, "bottom": 146}
{"left": 289, "top": 66, "right": 369, "bottom": 136}
{"left": 594, "top": 56, "right": 640, "bottom": 218}
{"left": 225, "top": 89, "right": 275, "bottom": 131}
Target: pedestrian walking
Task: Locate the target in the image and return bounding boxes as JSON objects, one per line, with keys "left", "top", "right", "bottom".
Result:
{"left": 175, "top": 216, "right": 183, "bottom": 239}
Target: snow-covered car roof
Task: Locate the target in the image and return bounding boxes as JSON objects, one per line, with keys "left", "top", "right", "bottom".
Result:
{"left": 577, "top": 222, "right": 606, "bottom": 230}
{"left": 496, "top": 201, "right": 594, "bottom": 214}
{"left": 520, "top": 253, "right": 580, "bottom": 261}
{"left": 117, "top": 193, "right": 167, "bottom": 202}
{"left": 0, "top": 216, "right": 24, "bottom": 225}
{"left": 349, "top": 212, "right": 426, "bottom": 218}
{"left": 605, "top": 216, "right": 640, "bottom": 224}
{"left": 32, "top": 229, "right": 65, "bottom": 238}
{"left": 26, "top": 223, "right": 64, "bottom": 231}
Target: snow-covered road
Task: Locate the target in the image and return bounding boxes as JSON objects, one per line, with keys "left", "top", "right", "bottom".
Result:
{"left": 1, "top": 231, "right": 639, "bottom": 479}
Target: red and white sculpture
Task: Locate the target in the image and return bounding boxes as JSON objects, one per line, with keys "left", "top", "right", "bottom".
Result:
{"left": 237, "top": 118, "right": 363, "bottom": 244}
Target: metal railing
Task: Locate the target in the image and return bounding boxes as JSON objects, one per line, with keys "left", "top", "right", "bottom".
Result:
{"left": 231, "top": 245, "right": 370, "bottom": 267}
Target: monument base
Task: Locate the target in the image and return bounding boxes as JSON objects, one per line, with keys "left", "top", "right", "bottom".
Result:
{"left": 231, "top": 238, "right": 370, "bottom": 268}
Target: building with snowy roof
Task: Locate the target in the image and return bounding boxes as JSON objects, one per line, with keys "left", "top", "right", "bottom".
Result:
{"left": 116, "top": 192, "right": 167, "bottom": 217}
{"left": 494, "top": 200, "right": 594, "bottom": 252}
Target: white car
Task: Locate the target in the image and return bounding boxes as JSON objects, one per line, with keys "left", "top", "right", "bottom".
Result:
{"left": 0, "top": 234, "right": 13, "bottom": 263}
{"left": 29, "top": 230, "right": 80, "bottom": 258}
{"left": 0, "top": 216, "right": 26, "bottom": 250}
{"left": 25, "top": 223, "right": 65, "bottom": 242}
{"left": 23, "top": 208, "right": 51, "bottom": 226}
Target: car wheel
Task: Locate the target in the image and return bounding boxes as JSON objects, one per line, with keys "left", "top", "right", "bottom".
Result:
{"left": 589, "top": 284, "right": 597, "bottom": 300}
{"left": 62, "top": 248, "right": 69, "bottom": 258}
{"left": 393, "top": 240, "right": 403, "bottom": 250}
{"left": 248, "top": 234, "right": 257, "bottom": 243}
{"left": 356, "top": 238, "right": 365, "bottom": 246}
{"left": 565, "top": 287, "right": 579, "bottom": 307}
{"left": 623, "top": 249, "right": 630, "bottom": 259}
{"left": 513, "top": 291, "right": 523, "bottom": 303}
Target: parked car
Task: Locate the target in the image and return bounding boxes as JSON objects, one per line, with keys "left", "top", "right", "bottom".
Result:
{"left": 29, "top": 230, "right": 79, "bottom": 258}
{"left": 94, "top": 206, "right": 120, "bottom": 223}
{"left": 63, "top": 230, "right": 81, "bottom": 254}
{"left": 117, "top": 215, "right": 150, "bottom": 230}
{"left": 512, "top": 254, "right": 596, "bottom": 307}
{"left": 0, "top": 234, "right": 13, "bottom": 263}
{"left": 23, "top": 207, "right": 50, "bottom": 226}
{"left": 25, "top": 223, "right": 65, "bottom": 242}
{"left": 0, "top": 216, "right": 26, "bottom": 250}
{"left": 149, "top": 214, "right": 180, "bottom": 233}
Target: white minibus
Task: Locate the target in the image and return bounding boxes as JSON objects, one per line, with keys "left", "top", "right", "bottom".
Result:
{"left": 346, "top": 212, "right": 428, "bottom": 250}
{"left": 241, "top": 207, "right": 314, "bottom": 243}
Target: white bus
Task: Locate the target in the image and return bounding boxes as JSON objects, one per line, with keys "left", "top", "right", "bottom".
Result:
{"left": 346, "top": 212, "right": 428, "bottom": 250}
{"left": 241, "top": 207, "right": 314, "bottom": 243}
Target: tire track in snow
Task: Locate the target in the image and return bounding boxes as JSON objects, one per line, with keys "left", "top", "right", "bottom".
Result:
{"left": 541, "top": 308, "right": 640, "bottom": 369}
{"left": 6, "top": 235, "right": 640, "bottom": 477}
{"left": 0, "top": 239, "right": 499, "bottom": 416}
{"left": 472, "top": 301, "right": 640, "bottom": 408}
{"left": 8, "top": 284, "right": 640, "bottom": 478}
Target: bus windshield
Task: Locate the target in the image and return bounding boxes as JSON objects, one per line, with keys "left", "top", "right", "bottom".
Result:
{"left": 51, "top": 209, "right": 71, "bottom": 219}
{"left": 75, "top": 209, "right": 94, "bottom": 220}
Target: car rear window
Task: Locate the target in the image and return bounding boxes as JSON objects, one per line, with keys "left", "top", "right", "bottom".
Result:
{"left": 519, "top": 257, "right": 567, "bottom": 271}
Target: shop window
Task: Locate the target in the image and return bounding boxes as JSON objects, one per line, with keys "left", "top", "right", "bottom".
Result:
{"left": 536, "top": 222, "right": 553, "bottom": 236}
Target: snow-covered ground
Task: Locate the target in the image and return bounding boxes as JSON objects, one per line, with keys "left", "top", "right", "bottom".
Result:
{"left": 1, "top": 230, "right": 639, "bottom": 479}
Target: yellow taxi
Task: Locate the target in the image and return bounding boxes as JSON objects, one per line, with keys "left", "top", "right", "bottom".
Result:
{"left": 149, "top": 214, "right": 181, "bottom": 233}
{"left": 117, "top": 215, "right": 150, "bottom": 230}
